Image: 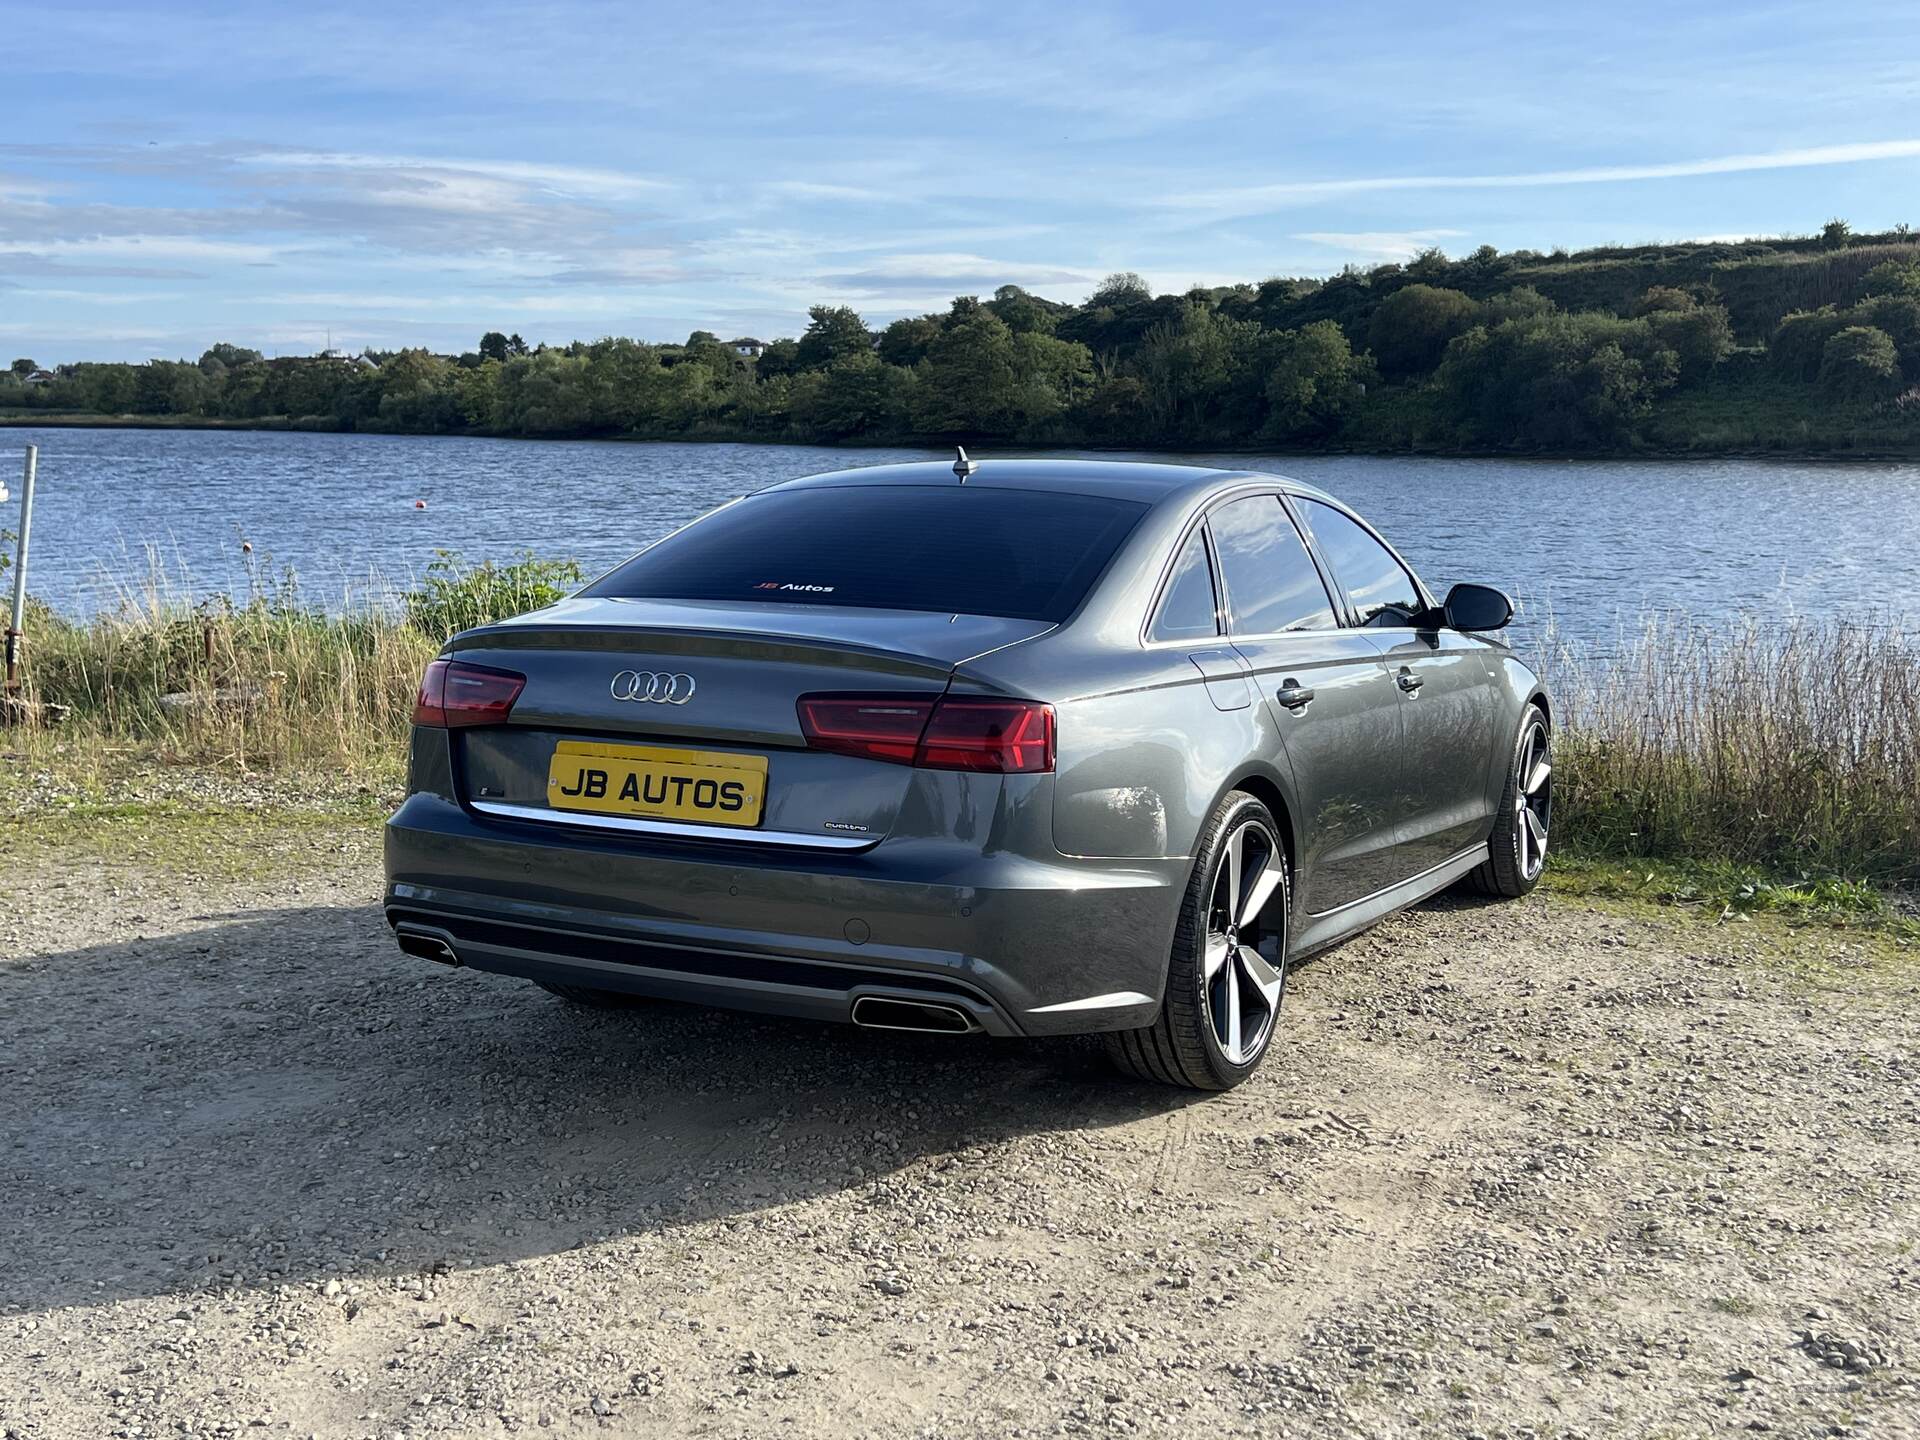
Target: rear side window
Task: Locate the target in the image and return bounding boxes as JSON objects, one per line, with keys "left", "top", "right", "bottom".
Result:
{"left": 1149, "top": 528, "right": 1219, "bottom": 641}
{"left": 585, "top": 486, "right": 1148, "bottom": 622}
{"left": 1297, "top": 500, "right": 1423, "bottom": 627}
{"left": 1209, "top": 495, "right": 1338, "bottom": 635}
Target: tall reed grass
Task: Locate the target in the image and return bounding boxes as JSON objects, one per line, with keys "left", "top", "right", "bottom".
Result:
{"left": 11, "top": 561, "right": 1918, "bottom": 882}
{"left": 11, "top": 552, "right": 578, "bottom": 777}
{"left": 1542, "top": 614, "right": 1920, "bottom": 882}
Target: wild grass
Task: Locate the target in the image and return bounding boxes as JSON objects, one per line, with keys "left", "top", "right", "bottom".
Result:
{"left": 8, "top": 563, "right": 1918, "bottom": 893}
{"left": 8, "top": 552, "right": 576, "bottom": 778}
{"left": 1543, "top": 613, "right": 1920, "bottom": 885}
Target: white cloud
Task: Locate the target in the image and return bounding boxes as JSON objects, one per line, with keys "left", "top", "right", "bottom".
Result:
{"left": 1163, "top": 139, "right": 1920, "bottom": 217}
{"left": 232, "top": 150, "right": 670, "bottom": 201}
{"left": 0, "top": 235, "right": 280, "bottom": 263}
{"left": 1292, "top": 229, "right": 1470, "bottom": 261}
{"left": 761, "top": 180, "right": 894, "bottom": 203}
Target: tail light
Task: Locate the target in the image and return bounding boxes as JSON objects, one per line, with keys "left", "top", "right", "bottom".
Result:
{"left": 797, "top": 693, "right": 1054, "bottom": 773}
{"left": 413, "top": 659, "right": 526, "bottom": 728}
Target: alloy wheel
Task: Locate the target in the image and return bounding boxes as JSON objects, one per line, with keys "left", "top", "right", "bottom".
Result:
{"left": 1515, "top": 720, "right": 1552, "bottom": 880}
{"left": 1203, "top": 817, "right": 1288, "bottom": 1065}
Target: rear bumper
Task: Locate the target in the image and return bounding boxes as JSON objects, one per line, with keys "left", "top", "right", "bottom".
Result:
{"left": 382, "top": 794, "right": 1185, "bottom": 1036}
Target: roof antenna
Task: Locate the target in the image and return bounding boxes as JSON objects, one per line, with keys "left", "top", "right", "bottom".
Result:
{"left": 953, "top": 445, "right": 976, "bottom": 482}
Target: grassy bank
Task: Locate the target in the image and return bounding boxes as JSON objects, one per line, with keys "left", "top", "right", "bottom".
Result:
{"left": 4, "top": 569, "right": 1916, "bottom": 910}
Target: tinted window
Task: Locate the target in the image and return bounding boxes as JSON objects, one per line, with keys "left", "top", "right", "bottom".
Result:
{"left": 586, "top": 486, "right": 1147, "bottom": 623}
{"left": 1299, "top": 501, "right": 1423, "bottom": 627}
{"left": 1209, "top": 495, "right": 1338, "bottom": 635}
{"left": 1150, "top": 528, "right": 1219, "bottom": 641}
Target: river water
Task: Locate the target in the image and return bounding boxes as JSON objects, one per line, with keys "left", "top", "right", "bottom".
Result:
{"left": 4, "top": 426, "right": 1915, "bottom": 649}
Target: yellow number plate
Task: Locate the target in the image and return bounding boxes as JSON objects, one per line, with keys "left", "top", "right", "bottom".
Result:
{"left": 547, "top": 740, "right": 767, "bottom": 827}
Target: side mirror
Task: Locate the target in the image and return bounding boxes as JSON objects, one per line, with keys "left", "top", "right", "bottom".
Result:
{"left": 1443, "top": 582, "right": 1513, "bottom": 633}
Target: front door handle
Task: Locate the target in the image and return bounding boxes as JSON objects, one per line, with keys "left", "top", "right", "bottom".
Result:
{"left": 1396, "top": 669, "right": 1424, "bottom": 694}
{"left": 1276, "top": 682, "right": 1316, "bottom": 710}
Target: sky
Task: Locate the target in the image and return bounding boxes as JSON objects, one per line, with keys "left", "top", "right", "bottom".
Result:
{"left": 5, "top": 0, "right": 1920, "bottom": 364}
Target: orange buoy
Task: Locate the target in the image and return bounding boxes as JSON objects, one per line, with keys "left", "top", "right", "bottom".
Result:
{"left": 241, "top": 541, "right": 253, "bottom": 553}
{"left": 414, "top": 499, "right": 427, "bottom": 509}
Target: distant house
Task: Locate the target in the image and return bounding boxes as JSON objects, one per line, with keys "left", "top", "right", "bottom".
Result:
{"left": 22, "top": 369, "right": 55, "bottom": 386}
{"left": 317, "top": 349, "right": 380, "bottom": 370}
{"left": 729, "top": 338, "right": 768, "bottom": 358}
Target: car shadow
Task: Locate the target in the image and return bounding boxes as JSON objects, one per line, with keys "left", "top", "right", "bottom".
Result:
{"left": 4, "top": 902, "right": 1207, "bottom": 1316}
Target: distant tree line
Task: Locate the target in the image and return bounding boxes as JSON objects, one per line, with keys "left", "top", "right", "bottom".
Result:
{"left": 8, "top": 226, "right": 1920, "bottom": 454}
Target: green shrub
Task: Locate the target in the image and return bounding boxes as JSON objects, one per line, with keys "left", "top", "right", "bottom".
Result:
{"left": 1818, "top": 326, "right": 1902, "bottom": 401}
{"left": 1769, "top": 308, "right": 1848, "bottom": 381}
{"left": 402, "top": 551, "right": 584, "bottom": 641}
{"left": 1367, "top": 284, "right": 1481, "bottom": 375}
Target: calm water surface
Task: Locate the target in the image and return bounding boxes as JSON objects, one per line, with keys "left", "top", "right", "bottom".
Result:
{"left": 5, "top": 426, "right": 1916, "bottom": 649}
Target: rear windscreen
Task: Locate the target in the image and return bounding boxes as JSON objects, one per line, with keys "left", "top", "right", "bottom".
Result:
{"left": 584, "top": 486, "right": 1149, "bottom": 622}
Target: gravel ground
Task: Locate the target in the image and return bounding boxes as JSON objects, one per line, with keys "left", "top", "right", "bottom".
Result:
{"left": 1, "top": 831, "right": 1916, "bottom": 1439}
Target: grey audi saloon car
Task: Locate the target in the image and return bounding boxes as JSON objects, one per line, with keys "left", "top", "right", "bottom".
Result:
{"left": 385, "top": 456, "right": 1551, "bottom": 1089}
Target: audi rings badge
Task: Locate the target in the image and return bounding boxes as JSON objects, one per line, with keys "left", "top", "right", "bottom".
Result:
{"left": 610, "top": 670, "right": 697, "bottom": 704}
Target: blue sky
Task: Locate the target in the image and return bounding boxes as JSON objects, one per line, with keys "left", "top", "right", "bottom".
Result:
{"left": 6, "top": 0, "right": 1920, "bottom": 363}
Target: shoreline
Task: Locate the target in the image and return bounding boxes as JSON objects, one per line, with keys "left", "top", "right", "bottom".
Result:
{"left": 5, "top": 410, "right": 1919, "bottom": 464}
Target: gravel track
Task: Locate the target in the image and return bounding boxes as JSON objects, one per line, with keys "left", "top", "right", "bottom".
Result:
{"left": 2, "top": 838, "right": 1916, "bottom": 1438}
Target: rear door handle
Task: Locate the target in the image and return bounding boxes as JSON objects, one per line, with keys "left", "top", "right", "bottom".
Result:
{"left": 1396, "top": 669, "right": 1424, "bottom": 694}
{"left": 1276, "top": 682, "right": 1315, "bottom": 710}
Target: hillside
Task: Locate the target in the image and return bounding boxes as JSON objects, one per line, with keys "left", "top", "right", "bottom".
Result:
{"left": 7, "top": 222, "right": 1920, "bottom": 456}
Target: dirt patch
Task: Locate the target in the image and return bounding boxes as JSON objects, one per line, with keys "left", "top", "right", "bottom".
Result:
{"left": 1, "top": 841, "right": 1915, "bottom": 1438}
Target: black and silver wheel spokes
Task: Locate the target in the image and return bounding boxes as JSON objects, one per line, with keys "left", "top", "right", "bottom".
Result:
{"left": 1515, "top": 721, "right": 1552, "bottom": 880}
{"left": 1204, "top": 818, "right": 1287, "bottom": 1065}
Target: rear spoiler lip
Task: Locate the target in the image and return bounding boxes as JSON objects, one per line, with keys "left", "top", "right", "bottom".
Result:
{"left": 443, "top": 618, "right": 1058, "bottom": 675}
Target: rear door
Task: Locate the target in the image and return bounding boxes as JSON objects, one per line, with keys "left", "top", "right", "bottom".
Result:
{"left": 1292, "top": 498, "right": 1503, "bottom": 878}
{"left": 1211, "top": 493, "right": 1406, "bottom": 914}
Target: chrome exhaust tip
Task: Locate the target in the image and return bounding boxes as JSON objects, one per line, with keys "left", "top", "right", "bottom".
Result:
{"left": 395, "top": 926, "right": 460, "bottom": 966}
{"left": 850, "top": 996, "right": 977, "bottom": 1034}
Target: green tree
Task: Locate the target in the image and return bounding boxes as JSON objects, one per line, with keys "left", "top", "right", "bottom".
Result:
{"left": 1132, "top": 304, "right": 1262, "bottom": 439}
{"left": 1263, "top": 321, "right": 1369, "bottom": 438}
{"left": 1483, "top": 287, "right": 1555, "bottom": 324}
{"left": 478, "top": 331, "right": 512, "bottom": 363}
{"left": 793, "top": 305, "right": 873, "bottom": 370}
{"left": 456, "top": 359, "right": 504, "bottom": 430}
{"left": 1818, "top": 326, "right": 1901, "bottom": 401}
{"left": 1853, "top": 295, "right": 1920, "bottom": 381}
{"left": 913, "top": 309, "right": 1020, "bottom": 434}
{"left": 793, "top": 352, "right": 915, "bottom": 438}
{"left": 753, "top": 337, "right": 801, "bottom": 380}
{"left": 1858, "top": 260, "right": 1920, "bottom": 301}
{"left": 376, "top": 349, "right": 460, "bottom": 430}
{"left": 1820, "top": 218, "right": 1853, "bottom": 250}
{"left": 11, "top": 358, "right": 37, "bottom": 376}
{"left": 1009, "top": 331, "right": 1094, "bottom": 427}
{"left": 1770, "top": 309, "right": 1848, "bottom": 381}
{"left": 198, "top": 343, "right": 262, "bottom": 373}
{"left": 1435, "top": 312, "right": 1680, "bottom": 448}
{"left": 1088, "top": 272, "right": 1151, "bottom": 309}
{"left": 1643, "top": 301, "right": 1733, "bottom": 381}
{"left": 986, "top": 285, "right": 1061, "bottom": 336}
{"left": 1632, "top": 286, "right": 1696, "bottom": 316}
{"left": 1367, "top": 284, "right": 1480, "bottom": 376}
{"left": 877, "top": 315, "right": 943, "bottom": 368}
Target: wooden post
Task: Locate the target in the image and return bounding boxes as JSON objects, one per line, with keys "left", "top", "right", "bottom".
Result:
{"left": 4, "top": 445, "right": 34, "bottom": 695}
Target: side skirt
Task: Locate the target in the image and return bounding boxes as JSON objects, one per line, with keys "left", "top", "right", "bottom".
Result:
{"left": 1288, "top": 843, "right": 1491, "bottom": 960}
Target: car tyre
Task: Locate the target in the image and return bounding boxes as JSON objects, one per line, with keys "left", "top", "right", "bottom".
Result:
{"left": 1106, "top": 791, "right": 1290, "bottom": 1091}
{"left": 1466, "top": 703, "right": 1552, "bottom": 898}
{"left": 534, "top": 980, "right": 652, "bottom": 1008}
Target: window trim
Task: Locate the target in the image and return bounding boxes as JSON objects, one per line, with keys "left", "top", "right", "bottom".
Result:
{"left": 1287, "top": 493, "right": 1435, "bottom": 632}
{"left": 1208, "top": 490, "right": 1344, "bottom": 643}
{"left": 1141, "top": 513, "right": 1224, "bottom": 647}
